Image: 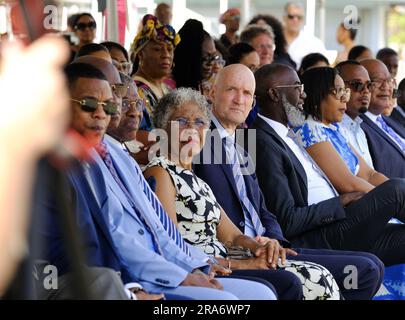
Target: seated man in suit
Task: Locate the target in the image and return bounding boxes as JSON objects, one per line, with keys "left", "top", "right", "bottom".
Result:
{"left": 194, "top": 64, "right": 384, "bottom": 300}
{"left": 359, "top": 59, "right": 405, "bottom": 178}
{"left": 335, "top": 60, "right": 375, "bottom": 169}
{"left": 251, "top": 63, "right": 405, "bottom": 269}
{"left": 51, "top": 62, "right": 277, "bottom": 300}
{"left": 390, "top": 78, "right": 405, "bottom": 129}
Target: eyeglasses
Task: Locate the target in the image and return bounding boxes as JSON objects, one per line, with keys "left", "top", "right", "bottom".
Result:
{"left": 344, "top": 80, "right": 375, "bottom": 92}
{"left": 371, "top": 77, "right": 396, "bottom": 89}
{"left": 71, "top": 98, "right": 118, "bottom": 115}
{"left": 171, "top": 117, "right": 208, "bottom": 129}
{"left": 112, "top": 59, "right": 132, "bottom": 75}
{"left": 273, "top": 84, "right": 305, "bottom": 95}
{"left": 202, "top": 54, "right": 224, "bottom": 67}
{"left": 122, "top": 98, "right": 146, "bottom": 113}
{"left": 74, "top": 21, "right": 96, "bottom": 31}
{"left": 255, "top": 43, "right": 276, "bottom": 52}
{"left": 111, "top": 83, "right": 129, "bottom": 98}
{"left": 329, "top": 87, "right": 351, "bottom": 101}
{"left": 287, "top": 14, "right": 304, "bottom": 21}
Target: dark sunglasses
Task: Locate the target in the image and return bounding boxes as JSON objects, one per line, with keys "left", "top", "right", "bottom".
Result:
{"left": 111, "top": 83, "right": 129, "bottom": 98}
{"left": 287, "top": 14, "right": 303, "bottom": 20}
{"left": 71, "top": 98, "right": 118, "bottom": 115}
{"left": 74, "top": 21, "right": 97, "bottom": 31}
{"left": 122, "top": 98, "right": 146, "bottom": 113}
{"left": 344, "top": 80, "right": 375, "bottom": 92}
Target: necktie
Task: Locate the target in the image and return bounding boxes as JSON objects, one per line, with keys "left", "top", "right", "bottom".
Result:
{"left": 225, "top": 136, "right": 266, "bottom": 236}
{"left": 121, "top": 143, "right": 191, "bottom": 256}
{"left": 377, "top": 116, "right": 405, "bottom": 152}
{"left": 99, "top": 143, "right": 162, "bottom": 255}
{"left": 287, "top": 129, "right": 339, "bottom": 196}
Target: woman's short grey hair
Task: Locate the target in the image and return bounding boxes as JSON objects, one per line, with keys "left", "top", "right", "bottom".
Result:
{"left": 153, "top": 87, "right": 211, "bottom": 129}
{"left": 240, "top": 24, "right": 275, "bottom": 44}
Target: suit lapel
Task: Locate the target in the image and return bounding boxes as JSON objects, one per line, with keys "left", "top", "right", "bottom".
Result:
{"left": 361, "top": 114, "right": 405, "bottom": 158}
{"left": 384, "top": 115, "right": 405, "bottom": 138}
{"left": 209, "top": 122, "right": 243, "bottom": 202}
{"left": 68, "top": 161, "right": 121, "bottom": 262}
{"left": 254, "top": 117, "right": 308, "bottom": 190}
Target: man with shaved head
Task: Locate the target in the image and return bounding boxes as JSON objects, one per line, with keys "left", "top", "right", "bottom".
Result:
{"left": 335, "top": 60, "right": 374, "bottom": 168}
{"left": 359, "top": 59, "right": 405, "bottom": 178}
{"left": 251, "top": 62, "right": 405, "bottom": 270}
{"left": 194, "top": 64, "right": 384, "bottom": 300}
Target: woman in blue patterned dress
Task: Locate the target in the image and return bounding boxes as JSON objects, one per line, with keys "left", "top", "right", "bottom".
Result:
{"left": 294, "top": 67, "right": 388, "bottom": 194}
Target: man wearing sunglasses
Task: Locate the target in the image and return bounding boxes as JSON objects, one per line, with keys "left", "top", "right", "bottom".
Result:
{"left": 283, "top": 2, "right": 327, "bottom": 68}
{"left": 359, "top": 59, "right": 405, "bottom": 179}
{"left": 336, "top": 60, "right": 375, "bottom": 169}
{"left": 74, "top": 55, "right": 128, "bottom": 130}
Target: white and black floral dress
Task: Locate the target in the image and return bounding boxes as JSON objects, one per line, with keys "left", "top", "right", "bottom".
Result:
{"left": 145, "top": 156, "right": 341, "bottom": 300}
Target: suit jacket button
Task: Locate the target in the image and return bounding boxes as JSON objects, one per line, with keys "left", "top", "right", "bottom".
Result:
{"left": 138, "top": 229, "right": 144, "bottom": 235}
{"left": 239, "top": 221, "right": 245, "bottom": 227}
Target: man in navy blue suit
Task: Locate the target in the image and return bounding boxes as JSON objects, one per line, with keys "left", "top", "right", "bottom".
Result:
{"left": 194, "top": 64, "right": 385, "bottom": 300}
{"left": 359, "top": 59, "right": 405, "bottom": 178}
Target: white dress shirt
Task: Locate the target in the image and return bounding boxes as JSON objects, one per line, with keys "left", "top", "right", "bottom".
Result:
{"left": 258, "top": 114, "right": 336, "bottom": 205}
{"left": 364, "top": 111, "right": 405, "bottom": 149}
{"left": 339, "top": 114, "right": 374, "bottom": 169}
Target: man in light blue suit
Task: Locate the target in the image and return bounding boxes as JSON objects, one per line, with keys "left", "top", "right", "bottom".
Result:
{"left": 57, "top": 62, "right": 277, "bottom": 300}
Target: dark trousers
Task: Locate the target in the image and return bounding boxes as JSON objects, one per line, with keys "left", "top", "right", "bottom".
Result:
{"left": 291, "top": 248, "right": 384, "bottom": 300}
{"left": 320, "top": 179, "right": 405, "bottom": 266}
{"left": 231, "top": 269, "right": 303, "bottom": 300}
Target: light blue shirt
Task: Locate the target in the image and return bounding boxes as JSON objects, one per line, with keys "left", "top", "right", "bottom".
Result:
{"left": 339, "top": 114, "right": 374, "bottom": 169}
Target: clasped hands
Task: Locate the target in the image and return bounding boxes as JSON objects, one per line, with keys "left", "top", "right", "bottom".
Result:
{"left": 246, "top": 236, "right": 298, "bottom": 270}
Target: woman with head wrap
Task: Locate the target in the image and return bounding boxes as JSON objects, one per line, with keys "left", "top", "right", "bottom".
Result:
{"left": 130, "top": 14, "right": 180, "bottom": 132}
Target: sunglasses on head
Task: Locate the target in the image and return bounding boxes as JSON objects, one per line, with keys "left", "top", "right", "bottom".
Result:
{"left": 111, "top": 83, "right": 129, "bottom": 98}
{"left": 344, "top": 80, "right": 375, "bottom": 93}
{"left": 74, "top": 21, "right": 97, "bottom": 31}
{"left": 287, "top": 14, "right": 303, "bottom": 20}
{"left": 71, "top": 98, "right": 118, "bottom": 115}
